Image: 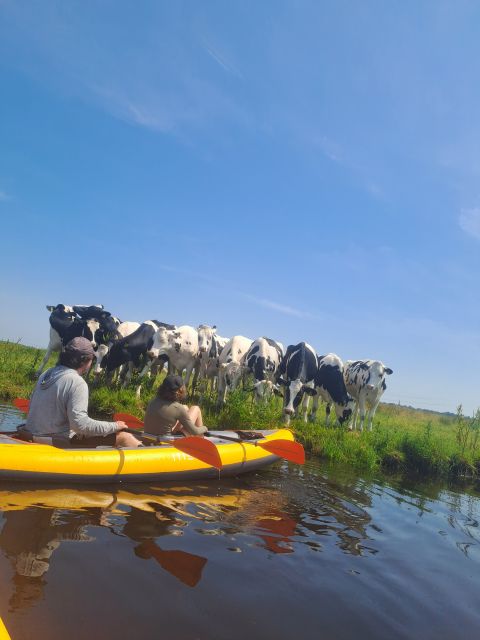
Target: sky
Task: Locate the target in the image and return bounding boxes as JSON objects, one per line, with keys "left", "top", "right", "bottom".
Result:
{"left": 1, "top": 0, "right": 480, "bottom": 414}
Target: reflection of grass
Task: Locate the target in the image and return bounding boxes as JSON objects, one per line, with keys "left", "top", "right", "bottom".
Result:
{"left": 1, "top": 340, "right": 479, "bottom": 479}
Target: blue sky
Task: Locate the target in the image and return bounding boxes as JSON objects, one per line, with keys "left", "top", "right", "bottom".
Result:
{"left": 1, "top": 0, "right": 480, "bottom": 413}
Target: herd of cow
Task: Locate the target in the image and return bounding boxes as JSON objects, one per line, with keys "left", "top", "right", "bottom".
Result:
{"left": 35, "top": 304, "right": 394, "bottom": 432}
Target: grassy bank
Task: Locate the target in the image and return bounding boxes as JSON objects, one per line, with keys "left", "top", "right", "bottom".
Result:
{"left": 1, "top": 340, "right": 479, "bottom": 480}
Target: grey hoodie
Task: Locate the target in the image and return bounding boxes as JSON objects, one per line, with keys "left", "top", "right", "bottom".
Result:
{"left": 25, "top": 365, "right": 117, "bottom": 442}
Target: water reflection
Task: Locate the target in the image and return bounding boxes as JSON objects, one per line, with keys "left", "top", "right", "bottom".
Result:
{"left": 0, "top": 483, "right": 304, "bottom": 609}
{"left": 0, "top": 507, "right": 97, "bottom": 611}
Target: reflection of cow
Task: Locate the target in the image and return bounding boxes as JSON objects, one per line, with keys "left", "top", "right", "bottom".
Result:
{"left": 244, "top": 337, "right": 284, "bottom": 401}
{"left": 344, "top": 360, "right": 393, "bottom": 431}
{"left": 275, "top": 342, "right": 317, "bottom": 425}
{"left": 309, "top": 353, "right": 355, "bottom": 426}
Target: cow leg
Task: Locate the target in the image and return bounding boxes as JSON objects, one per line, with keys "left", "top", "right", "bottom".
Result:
{"left": 325, "top": 403, "right": 331, "bottom": 427}
{"left": 309, "top": 393, "right": 319, "bottom": 422}
{"left": 184, "top": 362, "right": 196, "bottom": 390}
{"left": 138, "top": 359, "right": 153, "bottom": 381}
{"left": 367, "top": 400, "right": 380, "bottom": 431}
{"left": 301, "top": 394, "right": 310, "bottom": 423}
{"left": 35, "top": 344, "right": 59, "bottom": 377}
{"left": 358, "top": 396, "right": 366, "bottom": 431}
{"left": 216, "top": 372, "right": 227, "bottom": 410}
{"left": 348, "top": 402, "right": 358, "bottom": 431}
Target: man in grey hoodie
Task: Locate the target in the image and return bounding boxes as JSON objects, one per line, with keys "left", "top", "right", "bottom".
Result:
{"left": 25, "top": 337, "right": 141, "bottom": 448}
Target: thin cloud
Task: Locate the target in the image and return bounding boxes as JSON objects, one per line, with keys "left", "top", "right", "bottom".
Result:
{"left": 201, "top": 40, "right": 243, "bottom": 78}
{"left": 459, "top": 207, "right": 480, "bottom": 240}
{"left": 155, "top": 264, "right": 316, "bottom": 319}
{"left": 242, "top": 294, "right": 316, "bottom": 319}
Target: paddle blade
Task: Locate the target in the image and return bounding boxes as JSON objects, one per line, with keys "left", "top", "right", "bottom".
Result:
{"left": 114, "top": 412, "right": 144, "bottom": 429}
{"left": 259, "top": 439, "right": 305, "bottom": 465}
{"left": 174, "top": 437, "right": 223, "bottom": 470}
{"left": 13, "top": 398, "right": 30, "bottom": 413}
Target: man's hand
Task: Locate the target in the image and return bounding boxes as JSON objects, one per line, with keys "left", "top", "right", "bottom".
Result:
{"left": 115, "top": 421, "right": 128, "bottom": 431}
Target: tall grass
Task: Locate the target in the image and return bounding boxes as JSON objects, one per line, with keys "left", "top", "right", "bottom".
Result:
{"left": 1, "top": 340, "right": 479, "bottom": 480}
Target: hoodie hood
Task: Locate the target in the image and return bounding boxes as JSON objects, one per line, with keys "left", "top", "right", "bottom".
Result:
{"left": 40, "top": 366, "right": 75, "bottom": 390}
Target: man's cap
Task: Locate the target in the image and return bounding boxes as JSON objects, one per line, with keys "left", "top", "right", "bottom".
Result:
{"left": 64, "top": 337, "right": 95, "bottom": 358}
{"left": 159, "top": 375, "right": 185, "bottom": 393}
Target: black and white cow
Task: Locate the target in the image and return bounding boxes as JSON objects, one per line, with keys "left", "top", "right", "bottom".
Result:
{"left": 93, "top": 321, "right": 141, "bottom": 379}
{"left": 244, "top": 337, "right": 284, "bottom": 401}
{"left": 309, "top": 353, "right": 355, "bottom": 426}
{"left": 343, "top": 360, "right": 393, "bottom": 431}
{"left": 275, "top": 342, "right": 318, "bottom": 425}
{"left": 35, "top": 304, "right": 109, "bottom": 377}
{"left": 99, "top": 320, "right": 175, "bottom": 386}
{"left": 216, "top": 335, "right": 253, "bottom": 408}
{"left": 193, "top": 325, "right": 229, "bottom": 395}
{"left": 145, "top": 325, "right": 199, "bottom": 389}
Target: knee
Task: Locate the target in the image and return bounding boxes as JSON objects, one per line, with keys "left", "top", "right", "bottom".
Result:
{"left": 116, "top": 432, "right": 141, "bottom": 448}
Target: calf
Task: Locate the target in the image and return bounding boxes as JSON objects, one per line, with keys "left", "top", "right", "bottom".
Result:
{"left": 244, "top": 337, "right": 284, "bottom": 401}
{"left": 216, "top": 335, "right": 253, "bottom": 408}
{"left": 275, "top": 342, "right": 317, "bottom": 425}
{"left": 35, "top": 304, "right": 106, "bottom": 377}
{"left": 343, "top": 360, "right": 393, "bottom": 431}
{"left": 193, "top": 325, "right": 229, "bottom": 395}
{"left": 309, "top": 354, "right": 355, "bottom": 426}
{"left": 145, "top": 325, "right": 199, "bottom": 388}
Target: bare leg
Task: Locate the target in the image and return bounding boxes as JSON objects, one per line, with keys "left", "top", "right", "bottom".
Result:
{"left": 115, "top": 431, "right": 142, "bottom": 448}
{"left": 187, "top": 405, "right": 204, "bottom": 427}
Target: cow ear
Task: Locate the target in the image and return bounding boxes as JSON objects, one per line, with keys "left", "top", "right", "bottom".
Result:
{"left": 276, "top": 378, "right": 286, "bottom": 386}
{"left": 46, "top": 305, "right": 55, "bottom": 312}
{"left": 212, "top": 325, "right": 217, "bottom": 332}
{"left": 273, "top": 387, "right": 284, "bottom": 398}
{"left": 385, "top": 368, "right": 393, "bottom": 375}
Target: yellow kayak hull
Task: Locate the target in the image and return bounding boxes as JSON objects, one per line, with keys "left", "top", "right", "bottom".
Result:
{"left": 0, "top": 429, "right": 293, "bottom": 483}
{"left": 0, "top": 619, "right": 10, "bottom": 640}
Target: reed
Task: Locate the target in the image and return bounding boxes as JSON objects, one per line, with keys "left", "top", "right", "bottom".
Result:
{"left": 1, "top": 340, "right": 479, "bottom": 479}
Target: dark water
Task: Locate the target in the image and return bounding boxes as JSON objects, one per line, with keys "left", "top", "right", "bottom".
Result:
{"left": 0, "top": 405, "right": 479, "bottom": 640}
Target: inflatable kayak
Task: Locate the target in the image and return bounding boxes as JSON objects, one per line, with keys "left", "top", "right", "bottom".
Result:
{"left": 0, "top": 618, "right": 10, "bottom": 640}
{"left": 0, "top": 429, "right": 296, "bottom": 483}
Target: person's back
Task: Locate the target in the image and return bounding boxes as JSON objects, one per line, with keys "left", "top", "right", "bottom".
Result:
{"left": 144, "top": 375, "right": 207, "bottom": 438}
{"left": 144, "top": 397, "right": 193, "bottom": 437}
{"left": 26, "top": 365, "right": 91, "bottom": 443}
{"left": 25, "top": 337, "right": 140, "bottom": 448}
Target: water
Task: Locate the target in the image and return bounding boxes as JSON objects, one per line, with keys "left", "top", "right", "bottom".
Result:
{"left": 0, "top": 405, "right": 479, "bottom": 639}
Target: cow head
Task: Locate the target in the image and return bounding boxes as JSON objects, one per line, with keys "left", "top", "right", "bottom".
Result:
{"left": 93, "top": 343, "right": 109, "bottom": 376}
{"left": 277, "top": 378, "right": 317, "bottom": 414}
{"left": 220, "top": 361, "right": 244, "bottom": 390}
{"left": 82, "top": 319, "right": 101, "bottom": 348}
{"left": 336, "top": 397, "right": 356, "bottom": 425}
{"left": 147, "top": 326, "right": 175, "bottom": 359}
{"left": 197, "top": 324, "right": 217, "bottom": 354}
{"left": 249, "top": 379, "right": 282, "bottom": 401}
{"left": 365, "top": 362, "right": 393, "bottom": 392}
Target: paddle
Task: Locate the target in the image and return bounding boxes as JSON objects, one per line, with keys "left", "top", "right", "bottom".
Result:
{"left": 206, "top": 431, "right": 306, "bottom": 465}
{"left": 13, "top": 398, "right": 30, "bottom": 413}
{"left": 115, "top": 412, "right": 305, "bottom": 465}
{"left": 114, "top": 413, "right": 222, "bottom": 470}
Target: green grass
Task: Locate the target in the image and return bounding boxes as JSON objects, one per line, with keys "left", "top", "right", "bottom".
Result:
{"left": 1, "top": 340, "right": 480, "bottom": 480}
